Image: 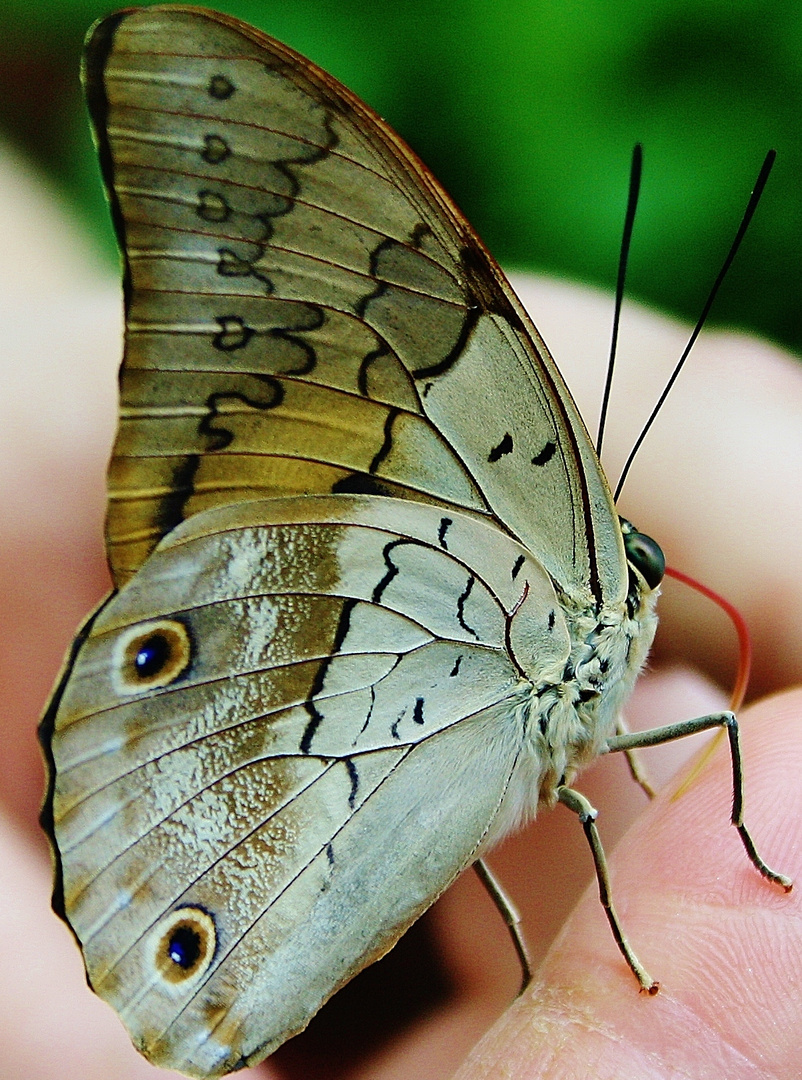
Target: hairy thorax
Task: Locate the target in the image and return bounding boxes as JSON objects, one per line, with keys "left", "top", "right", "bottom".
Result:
{"left": 485, "top": 581, "right": 659, "bottom": 850}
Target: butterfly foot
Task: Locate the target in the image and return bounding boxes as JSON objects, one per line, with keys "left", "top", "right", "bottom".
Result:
{"left": 736, "top": 823, "right": 794, "bottom": 892}
{"left": 557, "top": 785, "right": 658, "bottom": 994}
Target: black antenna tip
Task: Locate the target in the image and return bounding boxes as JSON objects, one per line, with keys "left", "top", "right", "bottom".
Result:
{"left": 596, "top": 145, "right": 644, "bottom": 460}
{"left": 754, "top": 150, "right": 776, "bottom": 191}
{"left": 613, "top": 150, "right": 777, "bottom": 503}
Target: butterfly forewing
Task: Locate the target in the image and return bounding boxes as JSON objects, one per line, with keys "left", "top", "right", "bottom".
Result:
{"left": 86, "top": 5, "right": 625, "bottom": 604}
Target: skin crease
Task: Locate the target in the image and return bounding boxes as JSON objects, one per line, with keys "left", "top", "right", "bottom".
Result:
{"left": 1, "top": 145, "right": 801, "bottom": 1080}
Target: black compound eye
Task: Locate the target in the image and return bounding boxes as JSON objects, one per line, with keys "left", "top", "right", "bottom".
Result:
{"left": 623, "top": 528, "right": 665, "bottom": 591}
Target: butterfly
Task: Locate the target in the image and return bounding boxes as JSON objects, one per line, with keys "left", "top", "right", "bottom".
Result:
{"left": 38, "top": 6, "right": 789, "bottom": 1078}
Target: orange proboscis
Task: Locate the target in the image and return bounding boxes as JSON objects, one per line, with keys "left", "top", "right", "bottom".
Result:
{"left": 664, "top": 565, "right": 753, "bottom": 799}
{"left": 664, "top": 565, "right": 752, "bottom": 713}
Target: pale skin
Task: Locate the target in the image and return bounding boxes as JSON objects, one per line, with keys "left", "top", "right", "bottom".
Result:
{"left": 1, "top": 147, "right": 800, "bottom": 1080}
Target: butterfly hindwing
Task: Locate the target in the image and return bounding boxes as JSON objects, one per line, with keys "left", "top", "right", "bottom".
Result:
{"left": 46, "top": 495, "right": 569, "bottom": 1075}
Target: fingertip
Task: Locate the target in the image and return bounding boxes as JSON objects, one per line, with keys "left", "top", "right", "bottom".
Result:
{"left": 456, "top": 688, "right": 802, "bottom": 1080}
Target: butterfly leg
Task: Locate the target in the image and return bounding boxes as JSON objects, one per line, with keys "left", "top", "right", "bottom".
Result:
{"left": 605, "top": 711, "right": 793, "bottom": 890}
{"left": 473, "top": 858, "right": 532, "bottom": 993}
{"left": 557, "top": 785, "right": 659, "bottom": 993}
{"left": 615, "top": 715, "right": 656, "bottom": 799}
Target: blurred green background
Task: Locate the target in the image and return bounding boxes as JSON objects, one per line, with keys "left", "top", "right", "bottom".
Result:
{"left": 2, "top": 0, "right": 800, "bottom": 353}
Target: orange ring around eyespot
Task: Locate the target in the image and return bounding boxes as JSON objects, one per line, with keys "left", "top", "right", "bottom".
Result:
{"left": 153, "top": 906, "right": 217, "bottom": 986}
{"left": 114, "top": 619, "right": 192, "bottom": 694}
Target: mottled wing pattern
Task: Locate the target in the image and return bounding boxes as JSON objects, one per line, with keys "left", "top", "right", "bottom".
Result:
{"left": 86, "top": 5, "right": 626, "bottom": 605}
{"left": 44, "top": 495, "right": 570, "bottom": 1075}
{"left": 39, "top": 6, "right": 642, "bottom": 1075}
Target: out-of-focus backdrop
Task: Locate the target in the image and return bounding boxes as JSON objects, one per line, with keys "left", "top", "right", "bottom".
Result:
{"left": 3, "top": 10, "right": 802, "bottom": 1076}
{"left": 2, "top": 0, "right": 800, "bottom": 353}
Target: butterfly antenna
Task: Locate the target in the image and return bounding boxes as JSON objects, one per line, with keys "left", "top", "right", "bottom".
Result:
{"left": 613, "top": 149, "right": 776, "bottom": 502}
{"left": 597, "top": 143, "right": 643, "bottom": 459}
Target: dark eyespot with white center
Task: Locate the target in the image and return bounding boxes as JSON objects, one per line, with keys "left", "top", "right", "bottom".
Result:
{"left": 623, "top": 527, "right": 665, "bottom": 591}
{"left": 153, "top": 907, "right": 216, "bottom": 986}
{"left": 115, "top": 619, "right": 192, "bottom": 693}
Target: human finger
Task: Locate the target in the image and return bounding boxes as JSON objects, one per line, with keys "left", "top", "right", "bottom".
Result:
{"left": 453, "top": 688, "right": 802, "bottom": 1080}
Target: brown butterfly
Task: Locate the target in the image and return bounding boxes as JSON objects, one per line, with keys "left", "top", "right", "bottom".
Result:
{"left": 39, "top": 7, "right": 789, "bottom": 1077}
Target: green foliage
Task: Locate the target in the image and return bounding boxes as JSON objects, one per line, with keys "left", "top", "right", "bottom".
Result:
{"left": 2, "top": 0, "right": 800, "bottom": 351}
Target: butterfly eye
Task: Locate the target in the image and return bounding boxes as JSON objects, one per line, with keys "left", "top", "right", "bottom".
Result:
{"left": 117, "top": 619, "right": 192, "bottom": 692}
{"left": 623, "top": 528, "right": 665, "bottom": 591}
{"left": 154, "top": 907, "right": 216, "bottom": 985}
